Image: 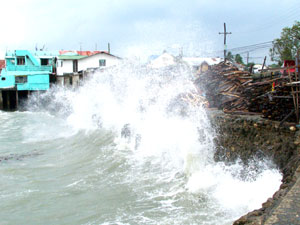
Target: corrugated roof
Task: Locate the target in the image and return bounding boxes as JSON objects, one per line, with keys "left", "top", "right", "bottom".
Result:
{"left": 59, "top": 50, "right": 103, "bottom": 56}
{"left": 90, "top": 51, "right": 122, "bottom": 59}
{"left": 5, "top": 50, "right": 59, "bottom": 57}
{"left": 58, "top": 55, "right": 87, "bottom": 60}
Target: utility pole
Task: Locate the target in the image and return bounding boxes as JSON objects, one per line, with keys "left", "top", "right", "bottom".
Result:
{"left": 108, "top": 43, "right": 110, "bottom": 54}
{"left": 262, "top": 56, "right": 267, "bottom": 71}
{"left": 247, "top": 52, "right": 249, "bottom": 64}
{"left": 219, "top": 23, "right": 232, "bottom": 61}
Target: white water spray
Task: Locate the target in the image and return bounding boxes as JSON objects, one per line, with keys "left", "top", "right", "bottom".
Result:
{"left": 25, "top": 60, "right": 281, "bottom": 224}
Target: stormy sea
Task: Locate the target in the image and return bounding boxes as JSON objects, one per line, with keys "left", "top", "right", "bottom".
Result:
{"left": 0, "top": 61, "right": 281, "bottom": 225}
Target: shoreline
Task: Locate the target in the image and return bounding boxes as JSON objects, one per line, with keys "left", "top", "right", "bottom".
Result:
{"left": 209, "top": 110, "right": 300, "bottom": 224}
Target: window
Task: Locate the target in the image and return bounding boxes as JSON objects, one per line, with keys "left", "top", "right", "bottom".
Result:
{"left": 99, "top": 59, "right": 106, "bottom": 67}
{"left": 73, "top": 60, "right": 78, "bottom": 72}
{"left": 17, "top": 57, "right": 25, "bottom": 65}
{"left": 15, "top": 76, "right": 27, "bottom": 83}
{"left": 1, "top": 77, "right": 6, "bottom": 81}
{"left": 57, "top": 60, "right": 63, "bottom": 67}
{"left": 41, "top": 58, "right": 49, "bottom": 65}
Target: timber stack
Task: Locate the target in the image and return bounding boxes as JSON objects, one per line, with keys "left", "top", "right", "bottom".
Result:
{"left": 194, "top": 61, "right": 298, "bottom": 123}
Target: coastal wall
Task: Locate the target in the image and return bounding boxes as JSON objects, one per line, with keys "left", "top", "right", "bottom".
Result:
{"left": 208, "top": 110, "right": 300, "bottom": 224}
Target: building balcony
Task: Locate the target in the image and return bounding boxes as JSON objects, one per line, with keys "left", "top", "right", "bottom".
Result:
{"left": 6, "top": 65, "right": 52, "bottom": 72}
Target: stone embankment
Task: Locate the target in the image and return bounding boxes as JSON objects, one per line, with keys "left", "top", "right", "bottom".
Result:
{"left": 208, "top": 110, "right": 300, "bottom": 224}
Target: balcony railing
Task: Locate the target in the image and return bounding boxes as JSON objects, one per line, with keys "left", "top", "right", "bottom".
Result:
{"left": 6, "top": 65, "right": 52, "bottom": 72}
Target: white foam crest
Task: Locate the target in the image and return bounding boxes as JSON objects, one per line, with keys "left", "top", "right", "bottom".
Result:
{"left": 134, "top": 115, "right": 201, "bottom": 168}
{"left": 26, "top": 60, "right": 282, "bottom": 222}
{"left": 186, "top": 161, "right": 282, "bottom": 216}
{"left": 67, "top": 82, "right": 122, "bottom": 130}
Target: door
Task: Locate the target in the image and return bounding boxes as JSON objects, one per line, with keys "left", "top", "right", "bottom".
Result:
{"left": 73, "top": 60, "right": 78, "bottom": 72}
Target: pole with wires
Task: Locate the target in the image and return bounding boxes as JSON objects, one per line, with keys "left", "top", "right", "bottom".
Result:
{"left": 219, "top": 23, "right": 232, "bottom": 62}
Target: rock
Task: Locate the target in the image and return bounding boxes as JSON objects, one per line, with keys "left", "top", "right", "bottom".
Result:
{"left": 0, "top": 151, "right": 41, "bottom": 163}
{"left": 208, "top": 110, "right": 300, "bottom": 225}
{"left": 262, "top": 198, "right": 274, "bottom": 209}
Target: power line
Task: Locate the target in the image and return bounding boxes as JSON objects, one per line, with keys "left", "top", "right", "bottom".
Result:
{"left": 209, "top": 41, "right": 273, "bottom": 55}
{"left": 237, "top": 45, "right": 272, "bottom": 55}
{"left": 235, "top": 1, "right": 300, "bottom": 35}
{"left": 226, "top": 41, "right": 273, "bottom": 52}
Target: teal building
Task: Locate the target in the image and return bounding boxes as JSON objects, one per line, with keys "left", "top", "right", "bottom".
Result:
{"left": 0, "top": 50, "right": 58, "bottom": 91}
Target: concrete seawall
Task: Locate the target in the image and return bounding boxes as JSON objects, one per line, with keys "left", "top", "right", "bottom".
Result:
{"left": 208, "top": 110, "right": 300, "bottom": 224}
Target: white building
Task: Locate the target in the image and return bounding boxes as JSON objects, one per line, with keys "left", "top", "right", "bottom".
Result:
{"left": 78, "top": 52, "right": 121, "bottom": 71}
{"left": 148, "top": 52, "right": 177, "bottom": 68}
{"left": 57, "top": 55, "right": 86, "bottom": 76}
{"left": 182, "top": 57, "right": 222, "bottom": 68}
{"left": 253, "top": 64, "right": 265, "bottom": 74}
{"left": 182, "top": 57, "right": 222, "bottom": 73}
{"left": 56, "top": 51, "right": 122, "bottom": 76}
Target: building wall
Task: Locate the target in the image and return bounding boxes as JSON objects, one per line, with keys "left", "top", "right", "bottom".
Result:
{"left": 0, "top": 50, "right": 53, "bottom": 91}
{"left": 56, "top": 76, "right": 64, "bottom": 86}
{"left": 78, "top": 54, "right": 121, "bottom": 71}
{"left": 0, "top": 75, "right": 15, "bottom": 89}
{"left": 56, "top": 60, "right": 73, "bottom": 76}
{"left": 17, "top": 75, "right": 49, "bottom": 90}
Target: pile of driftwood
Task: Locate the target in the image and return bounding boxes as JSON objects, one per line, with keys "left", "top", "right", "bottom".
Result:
{"left": 194, "top": 61, "right": 297, "bottom": 122}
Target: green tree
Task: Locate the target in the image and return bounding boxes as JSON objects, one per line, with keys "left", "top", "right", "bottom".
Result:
{"left": 270, "top": 21, "right": 300, "bottom": 66}
{"left": 245, "top": 62, "right": 255, "bottom": 72}
{"left": 226, "top": 51, "right": 234, "bottom": 61}
{"left": 234, "top": 54, "right": 244, "bottom": 64}
{"left": 268, "top": 63, "right": 279, "bottom": 68}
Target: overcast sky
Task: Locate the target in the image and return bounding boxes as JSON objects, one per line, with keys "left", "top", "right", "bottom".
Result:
{"left": 1, "top": 0, "right": 299, "bottom": 63}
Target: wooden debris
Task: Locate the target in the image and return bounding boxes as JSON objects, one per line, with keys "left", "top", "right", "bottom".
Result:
{"left": 194, "top": 61, "right": 298, "bottom": 123}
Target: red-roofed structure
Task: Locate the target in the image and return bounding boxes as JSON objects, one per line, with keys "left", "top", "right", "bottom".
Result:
{"left": 0, "top": 60, "right": 5, "bottom": 73}
{"left": 56, "top": 51, "right": 122, "bottom": 76}
{"left": 284, "top": 60, "right": 295, "bottom": 73}
{"left": 59, "top": 50, "right": 108, "bottom": 56}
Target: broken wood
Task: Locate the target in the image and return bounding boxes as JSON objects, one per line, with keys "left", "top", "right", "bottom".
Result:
{"left": 194, "top": 61, "right": 299, "bottom": 123}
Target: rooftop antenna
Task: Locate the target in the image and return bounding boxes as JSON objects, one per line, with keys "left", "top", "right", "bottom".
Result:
{"left": 79, "top": 42, "right": 82, "bottom": 51}
{"left": 40, "top": 44, "right": 45, "bottom": 51}
{"left": 108, "top": 43, "right": 110, "bottom": 54}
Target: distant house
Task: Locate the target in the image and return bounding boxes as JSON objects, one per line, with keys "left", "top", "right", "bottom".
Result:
{"left": 200, "top": 61, "right": 209, "bottom": 73}
{"left": 57, "top": 53, "right": 87, "bottom": 76}
{"left": 56, "top": 51, "right": 122, "bottom": 76}
{"left": 78, "top": 51, "right": 122, "bottom": 71}
{"left": 253, "top": 64, "right": 264, "bottom": 74}
{"left": 148, "top": 52, "right": 177, "bottom": 68}
{"left": 182, "top": 57, "right": 222, "bottom": 73}
{"left": 0, "top": 50, "right": 57, "bottom": 90}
